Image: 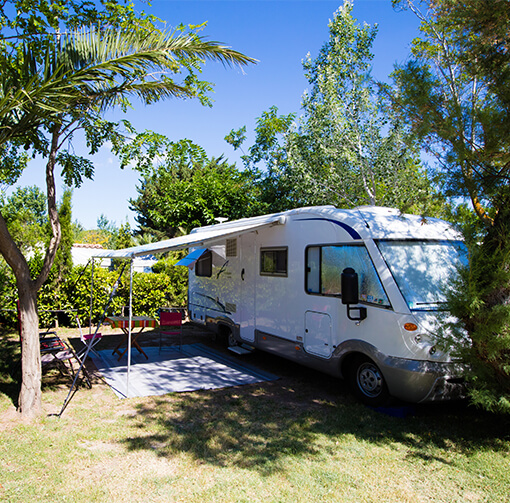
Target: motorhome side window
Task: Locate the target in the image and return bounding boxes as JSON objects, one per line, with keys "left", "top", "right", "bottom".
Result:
{"left": 306, "top": 245, "right": 390, "bottom": 307}
{"left": 195, "top": 250, "right": 212, "bottom": 277}
{"left": 260, "top": 247, "right": 288, "bottom": 277}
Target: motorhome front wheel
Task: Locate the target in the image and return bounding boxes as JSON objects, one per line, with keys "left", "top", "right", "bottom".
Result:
{"left": 350, "top": 356, "right": 390, "bottom": 407}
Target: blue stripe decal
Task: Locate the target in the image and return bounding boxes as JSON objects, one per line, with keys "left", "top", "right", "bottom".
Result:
{"left": 296, "top": 218, "right": 362, "bottom": 240}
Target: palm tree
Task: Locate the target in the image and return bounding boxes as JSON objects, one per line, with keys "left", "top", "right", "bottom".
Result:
{"left": 0, "top": 25, "right": 256, "bottom": 418}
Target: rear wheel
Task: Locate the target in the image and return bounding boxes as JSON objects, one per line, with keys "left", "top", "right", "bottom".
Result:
{"left": 348, "top": 356, "right": 390, "bottom": 407}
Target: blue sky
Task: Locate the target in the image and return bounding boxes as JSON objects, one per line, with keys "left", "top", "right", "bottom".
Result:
{"left": 11, "top": 0, "right": 421, "bottom": 230}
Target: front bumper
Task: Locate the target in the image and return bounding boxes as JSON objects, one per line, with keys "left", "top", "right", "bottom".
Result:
{"left": 380, "top": 356, "right": 466, "bottom": 403}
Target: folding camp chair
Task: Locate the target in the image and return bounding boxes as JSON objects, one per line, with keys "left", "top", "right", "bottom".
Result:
{"left": 159, "top": 310, "right": 183, "bottom": 351}
{"left": 16, "top": 301, "right": 91, "bottom": 388}
{"left": 40, "top": 334, "right": 92, "bottom": 388}
{"left": 76, "top": 316, "right": 102, "bottom": 359}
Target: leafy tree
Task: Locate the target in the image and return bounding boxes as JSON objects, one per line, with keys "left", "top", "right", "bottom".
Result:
{"left": 115, "top": 221, "right": 135, "bottom": 250}
{"left": 117, "top": 135, "right": 259, "bottom": 236}
{"left": 74, "top": 215, "right": 120, "bottom": 248}
{"left": 71, "top": 219, "right": 85, "bottom": 241}
{"left": 391, "top": 0, "right": 509, "bottom": 223}
{"left": 0, "top": 186, "right": 48, "bottom": 253}
{"left": 0, "top": 1, "right": 255, "bottom": 417}
{"left": 0, "top": 259, "right": 17, "bottom": 327}
{"left": 392, "top": 0, "right": 510, "bottom": 413}
{"left": 225, "top": 106, "right": 298, "bottom": 214}
{"left": 437, "top": 0, "right": 510, "bottom": 110}
{"left": 228, "top": 3, "right": 442, "bottom": 216}
{"left": 285, "top": 1, "right": 440, "bottom": 214}
{"left": 110, "top": 220, "right": 135, "bottom": 270}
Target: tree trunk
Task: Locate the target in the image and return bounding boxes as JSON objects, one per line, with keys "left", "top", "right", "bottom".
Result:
{"left": 17, "top": 282, "right": 42, "bottom": 418}
{"left": 17, "top": 125, "right": 63, "bottom": 417}
{"left": 0, "top": 124, "right": 63, "bottom": 418}
{"left": 0, "top": 212, "right": 42, "bottom": 417}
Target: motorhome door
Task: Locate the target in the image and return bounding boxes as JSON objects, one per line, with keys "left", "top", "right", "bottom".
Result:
{"left": 239, "top": 232, "right": 256, "bottom": 342}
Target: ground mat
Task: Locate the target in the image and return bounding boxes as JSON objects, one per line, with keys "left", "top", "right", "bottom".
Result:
{"left": 90, "top": 343, "right": 279, "bottom": 398}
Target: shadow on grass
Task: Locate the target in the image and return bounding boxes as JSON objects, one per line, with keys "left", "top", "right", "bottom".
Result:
{"left": 0, "top": 330, "right": 88, "bottom": 409}
{"left": 120, "top": 351, "right": 510, "bottom": 476}
{"left": 0, "top": 331, "right": 21, "bottom": 407}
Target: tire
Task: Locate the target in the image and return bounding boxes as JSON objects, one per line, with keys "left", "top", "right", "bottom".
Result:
{"left": 348, "top": 355, "right": 390, "bottom": 407}
{"left": 227, "top": 330, "right": 237, "bottom": 347}
{"left": 218, "top": 325, "right": 237, "bottom": 347}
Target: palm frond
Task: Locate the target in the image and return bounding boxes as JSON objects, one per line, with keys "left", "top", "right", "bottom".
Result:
{"left": 61, "top": 27, "right": 256, "bottom": 73}
{"left": 0, "top": 25, "right": 256, "bottom": 143}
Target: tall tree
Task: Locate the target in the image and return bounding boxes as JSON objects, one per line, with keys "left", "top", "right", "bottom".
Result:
{"left": 115, "top": 221, "right": 135, "bottom": 250}
{"left": 438, "top": 0, "right": 510, "bottom": 110}
{"left": 391, "top": 0, "right": 509, "bottom": 223}
{"left": 286, "top": 1, "right": 439, "bottom": 213}
{"left": 0, "top": 1, "right": 255, "bottom": 417}
{"left": 392, "top": 0, "right": 510, "bottom": 413}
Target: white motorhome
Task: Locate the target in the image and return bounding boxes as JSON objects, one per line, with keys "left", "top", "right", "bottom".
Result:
{"left": 182, "top": 206, "right": 467, "bottom": 406}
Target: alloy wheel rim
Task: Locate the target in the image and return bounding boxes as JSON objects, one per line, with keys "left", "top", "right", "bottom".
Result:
{"left": 357, "top": 363, "right": 383, "bottom": 397}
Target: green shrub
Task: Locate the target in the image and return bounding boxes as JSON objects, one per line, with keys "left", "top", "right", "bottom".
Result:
{"left": 446, "top": 203, "right": 510, "bottom": 414}
{"left": 0, "top": 257, "right": 189, "bottom": 329}
{"left": 63, "top": 263, "right": 188, "bottom": 324}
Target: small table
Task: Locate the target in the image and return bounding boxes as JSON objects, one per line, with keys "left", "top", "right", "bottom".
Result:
{"left": 106, "top": 316, "right": 159, "bottom": 361}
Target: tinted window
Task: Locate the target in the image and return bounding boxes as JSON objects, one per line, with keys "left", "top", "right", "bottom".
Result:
{"left": 195, "top": 250, "right": 212, "bottom": 277}
{"left": 260, "top": 248, "right": 288, "bottom": 277}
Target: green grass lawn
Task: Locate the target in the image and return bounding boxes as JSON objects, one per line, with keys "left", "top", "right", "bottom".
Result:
{"left": 1, "top": 330, "right": 509, "bottom": 503}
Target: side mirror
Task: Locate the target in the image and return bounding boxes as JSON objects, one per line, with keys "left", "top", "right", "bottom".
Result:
{"left": 341, "top": 268, "right": 367, "bottom": 322}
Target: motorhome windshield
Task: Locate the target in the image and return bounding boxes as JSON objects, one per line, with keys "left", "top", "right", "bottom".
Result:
{"left": 376, "top": 240, "right": 467, "bottom": 311}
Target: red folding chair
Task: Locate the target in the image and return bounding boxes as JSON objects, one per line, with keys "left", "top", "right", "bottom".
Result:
{"left": 159, "top": 311, "right": 183, "bottom": 351}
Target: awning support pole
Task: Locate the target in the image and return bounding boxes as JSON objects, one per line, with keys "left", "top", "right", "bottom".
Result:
{"left": 57, "top": 262, "right": 127, "bottom": 416}
{"left": 89, "top": 258, "right": 95, "bottom": 335}
{"left": 127, "top": 258, "right": 134, "bottom": 398}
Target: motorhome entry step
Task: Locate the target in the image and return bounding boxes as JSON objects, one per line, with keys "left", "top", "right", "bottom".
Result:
{"left": 228, "top": 344, "right": 254, "bottom": 355}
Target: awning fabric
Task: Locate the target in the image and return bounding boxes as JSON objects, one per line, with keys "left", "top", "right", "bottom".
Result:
{"left": 93, "top": 213, "right": 287, "bottom": 259}
{"left": 175, "top": 248, "right": 208, "bottom": 268}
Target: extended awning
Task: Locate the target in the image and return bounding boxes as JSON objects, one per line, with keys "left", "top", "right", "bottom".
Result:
{"left": 94, "top": 213, "right": 287, "bottom": 259}
{"left": 74, "top": 212, "right": 287, "bottom": 402}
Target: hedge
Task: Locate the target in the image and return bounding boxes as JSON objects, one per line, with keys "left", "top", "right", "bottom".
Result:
{"left": 0, "top": 258, "right": 188, "bottom": 330}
